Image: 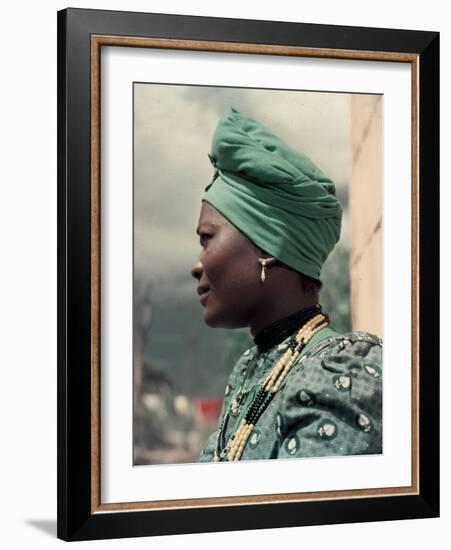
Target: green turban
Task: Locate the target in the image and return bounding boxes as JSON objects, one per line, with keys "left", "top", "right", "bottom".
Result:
{"left": 202, "top": 106, "right": 343, "bottom": 280}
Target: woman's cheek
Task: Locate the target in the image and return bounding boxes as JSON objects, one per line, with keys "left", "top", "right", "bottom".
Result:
{"left": 203, "top": 250, "right": 221, "bottom": 285}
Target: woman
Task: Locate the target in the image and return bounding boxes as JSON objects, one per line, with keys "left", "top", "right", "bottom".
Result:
{"left": 191, "top": 106, "right": 382, "bottom": 462}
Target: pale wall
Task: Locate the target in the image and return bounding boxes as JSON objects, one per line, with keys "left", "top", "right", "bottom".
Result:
{"left": 350, "top": 95, "right": 383, "bottom": 336}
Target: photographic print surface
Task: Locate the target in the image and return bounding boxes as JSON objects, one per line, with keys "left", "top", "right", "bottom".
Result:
{"left": 133, "top": 83, "right": 382, "bottom": 465}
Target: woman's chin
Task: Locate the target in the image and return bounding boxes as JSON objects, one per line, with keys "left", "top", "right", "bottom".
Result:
{"left": 202, "top": 301, "right": 227, "bottom": 328}
{"left": 203, "top": 308, "right": 223, "bottom": 328}
{"left": 203, "top": 306, "right": 243, "bottom": 329}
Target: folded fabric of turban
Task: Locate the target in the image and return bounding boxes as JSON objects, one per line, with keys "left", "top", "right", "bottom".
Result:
{"left": 202, "top": 106, "right": 343, "bottom": 280}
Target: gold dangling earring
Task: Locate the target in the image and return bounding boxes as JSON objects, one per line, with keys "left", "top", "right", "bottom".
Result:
{"left": 257, "top": 257, "right": 276, "bottom": 283}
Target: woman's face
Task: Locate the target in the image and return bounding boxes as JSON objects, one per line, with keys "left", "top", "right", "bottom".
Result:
{"left": 191, "top": 201, "right": 264, "bottom": 329}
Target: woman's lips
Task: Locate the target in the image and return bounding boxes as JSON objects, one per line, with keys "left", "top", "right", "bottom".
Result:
{"left": 199, "top": 290, "right": 210, "bottom": 306}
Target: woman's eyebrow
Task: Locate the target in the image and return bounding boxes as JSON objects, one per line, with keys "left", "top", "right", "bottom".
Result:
{"left": 196, "top": 223, "right": 216, "bottom": 235}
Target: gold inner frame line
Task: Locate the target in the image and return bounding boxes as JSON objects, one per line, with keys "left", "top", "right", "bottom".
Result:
{"left": 90, "top": 34, "right": 420, "bottom": 514}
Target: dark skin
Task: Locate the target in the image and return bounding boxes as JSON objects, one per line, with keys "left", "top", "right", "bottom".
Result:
{"left": 191, "top": 201, "right": 319, "bottom": 337}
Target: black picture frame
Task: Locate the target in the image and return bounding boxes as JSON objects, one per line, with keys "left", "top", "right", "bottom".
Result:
{"left": 57, "top": 7, "right": 439, "bottom": 542}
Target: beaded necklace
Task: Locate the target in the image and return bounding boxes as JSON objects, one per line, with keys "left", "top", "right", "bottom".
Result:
{"left": 213, "top": 312, "right": 329, "bottom": 462}
{"left": 253, "top": 304, "right": 321, "bottom": 353}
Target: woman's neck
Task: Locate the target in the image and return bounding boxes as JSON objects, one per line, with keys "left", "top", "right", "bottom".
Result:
{"left": 252, "top": 303, "right": 322, "bottom": 353}
{"left": 249, "top": 294, "right": 319, "bottom": 338}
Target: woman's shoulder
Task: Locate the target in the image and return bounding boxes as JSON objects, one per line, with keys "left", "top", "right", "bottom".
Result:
{"left": 275, "top": 328, "right": 383, "bottom": 458}
{"left": 277, "top": 329, "right": 382, "bottom": 415}
{"left": 279, "top": 328, "right": 383, "bottom": 408}
{"left": 304, "top": 329, "right": 382, "bottom": 361}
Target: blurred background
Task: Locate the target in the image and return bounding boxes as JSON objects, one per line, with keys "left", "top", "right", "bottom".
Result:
{"left": 133, "top": 84, "right": 382, "bottom": 465}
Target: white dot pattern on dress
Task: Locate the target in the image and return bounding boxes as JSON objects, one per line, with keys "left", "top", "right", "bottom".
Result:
{"left": 286, "top": 436, "right": 298, "bottom": 455}
{"left": 357, "top": 413, "right": 372, "bottom": 432}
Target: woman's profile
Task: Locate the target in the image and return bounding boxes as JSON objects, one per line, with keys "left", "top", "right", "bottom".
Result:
{"left": 191, "top": 106, "right": 382, "bottom": 463}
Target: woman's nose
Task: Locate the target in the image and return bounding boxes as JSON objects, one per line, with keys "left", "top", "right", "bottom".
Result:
{"left": 191, "top": 259, "right": 203, "bottom": 281}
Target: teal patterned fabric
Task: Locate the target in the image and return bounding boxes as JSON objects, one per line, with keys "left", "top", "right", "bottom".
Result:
{"left": 199, "top": 330, "right": 382, "bottom": 462}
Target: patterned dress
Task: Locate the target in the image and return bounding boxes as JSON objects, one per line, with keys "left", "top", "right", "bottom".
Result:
{"left": 199, "top": 328, "right": 382, "bottom": 462}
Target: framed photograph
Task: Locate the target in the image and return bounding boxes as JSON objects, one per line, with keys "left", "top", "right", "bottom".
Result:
{"left": 57, "top": 7, "right": 439, "bottom": 541}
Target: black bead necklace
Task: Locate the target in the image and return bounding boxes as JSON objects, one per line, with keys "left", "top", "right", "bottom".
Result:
{"left": 253, "top": 304, "right": 322, "bottom": 353}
